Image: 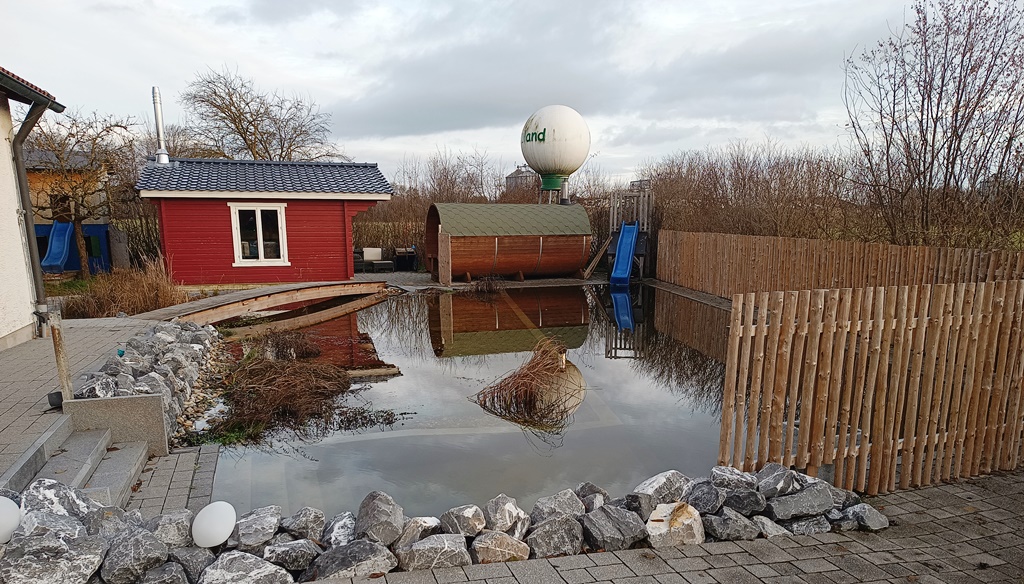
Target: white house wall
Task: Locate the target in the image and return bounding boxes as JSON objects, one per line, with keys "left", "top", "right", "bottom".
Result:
{"left": 0, "top": 97, "right": 38, "bottom": 348}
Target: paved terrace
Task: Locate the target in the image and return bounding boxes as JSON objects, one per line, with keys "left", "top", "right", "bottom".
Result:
{"left": 0, "top": 317, "right": 153, "bottom": 477}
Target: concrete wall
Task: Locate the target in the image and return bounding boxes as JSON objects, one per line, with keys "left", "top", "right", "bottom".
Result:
{"left": 0, "top": 97, "right": 38, "bottom": 349}
{"left": 63, "top": 394, "right": 170, "bottom": 456}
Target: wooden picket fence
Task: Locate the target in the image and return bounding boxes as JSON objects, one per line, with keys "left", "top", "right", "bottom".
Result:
{"left": 658, "top": 231, "right": 1024, "bottom": 298}
{"left": 719, "top": 280, "right": 1024, "bottom": 495}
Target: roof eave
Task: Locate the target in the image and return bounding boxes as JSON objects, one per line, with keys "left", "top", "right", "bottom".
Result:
{"left": 0, "top": 76, "right": 65, "bottom": 113}
{"left": 138, "top": 189, "right": 392, "bottom": 201}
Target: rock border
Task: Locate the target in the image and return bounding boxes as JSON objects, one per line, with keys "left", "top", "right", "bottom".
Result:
{"left": 1, "top": 464, "right": 888, "bottom": 582}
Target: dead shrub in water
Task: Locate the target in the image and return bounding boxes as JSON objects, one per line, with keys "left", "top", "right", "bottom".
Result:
{"left": 465, "top": 276, "right": 505, "bottom": 298}
{"left": 243, "top": 330, "right": 321, "bottom": 360}
{"left": 61, "top": 259, "right": 187, "bottom": 318}
{"left": 470, "top": 337, "right": 584, "bottom": 447}
{"left": 209, "top": 330, "right": 403, "bottom": 444}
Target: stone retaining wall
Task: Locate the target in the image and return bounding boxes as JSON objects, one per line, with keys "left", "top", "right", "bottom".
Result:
{"left": 73, "top": 320, "right": 220, "bottom": 446}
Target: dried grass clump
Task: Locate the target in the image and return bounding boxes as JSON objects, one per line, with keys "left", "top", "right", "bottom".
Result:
{"left": 470, "top": 338, "right": 582, "bottom": 442}
{"left": 208, "top": 330, "right": 404, "bottom": 444}
{"left": 61, "top": 259, "right": 187, "bottom": 318}
{"left": 244, "top": 330, "right": 322, "bottom": 360}
{"left": 465, "top": 276, "right": 505, "bottom": 298}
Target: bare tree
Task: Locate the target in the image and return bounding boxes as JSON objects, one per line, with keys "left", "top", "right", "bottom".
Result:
{"left": 25, "top": 110, "right": 136, "bottom": 277}
{"left": 844, "top": 0, "right": 1024, "bottom": 247}
{"left": 179, "top": 67, "right": 345, "bottom": 162}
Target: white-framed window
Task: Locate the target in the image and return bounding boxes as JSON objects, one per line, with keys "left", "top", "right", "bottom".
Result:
{"left": 228, "top": 202, "right": 290, "bottom": 267}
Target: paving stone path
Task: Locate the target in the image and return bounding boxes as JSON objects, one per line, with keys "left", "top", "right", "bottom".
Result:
{"left": 126, "top": 443, "right": 219, "bottom": 519}
{"left": 0, "top": 317, "right": 153, "bottom": 476}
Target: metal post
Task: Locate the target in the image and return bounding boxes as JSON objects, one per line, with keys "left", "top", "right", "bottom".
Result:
{"left": 49, "top": 306, "right": 74, "bottom": 401}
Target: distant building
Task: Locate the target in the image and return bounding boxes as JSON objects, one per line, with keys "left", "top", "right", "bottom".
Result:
{"left": 505, "top": 165, "right": 540, "bottom": 191}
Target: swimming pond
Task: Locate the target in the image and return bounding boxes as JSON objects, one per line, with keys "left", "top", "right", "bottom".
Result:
{"left": 212, "top": 284, "right": 728, "bottom": 517}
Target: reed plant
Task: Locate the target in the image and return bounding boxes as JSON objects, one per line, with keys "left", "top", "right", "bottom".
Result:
{"left": 60, "top": 258, "right": 187, "bottom": 318}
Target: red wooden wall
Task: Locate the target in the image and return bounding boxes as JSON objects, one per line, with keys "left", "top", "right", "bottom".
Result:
{"left": 154, "top": 198, "right": 376, "bottom": 285}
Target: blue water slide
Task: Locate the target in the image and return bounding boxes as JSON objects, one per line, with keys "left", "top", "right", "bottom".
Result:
{"left": 41, "top": 221, "right": 73, "bottom": 273}
{"left": 609, "top": 221, "right": 639, "bottom": 287}
{"left": 611, "top": 289, "right": 635, "bottom": 331}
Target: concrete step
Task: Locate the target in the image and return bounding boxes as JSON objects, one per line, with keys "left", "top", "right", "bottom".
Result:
{"left": 34, "top": 429, "right": 112, "bottom": 489}
{"left": 81, "top": 441, "right": 149, "bottom": 508}
{"left": 0, "top": 414, "right": 75, "bottom": 492}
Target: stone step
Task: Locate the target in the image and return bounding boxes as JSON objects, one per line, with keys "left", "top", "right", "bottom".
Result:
{"left": 33, "top": 429, "right": 112, "bottom": 489}
{"left": 81, "top": 441, "right": 149, "bottom": 508}
{"left": 0, "top": 414, "right": 73, "bottom": 492}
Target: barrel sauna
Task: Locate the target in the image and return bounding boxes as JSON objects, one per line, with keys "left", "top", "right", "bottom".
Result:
{"left": 426, "top": 203, "right": 592, "bottom": 285}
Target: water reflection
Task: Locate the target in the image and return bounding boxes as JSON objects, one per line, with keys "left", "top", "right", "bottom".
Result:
{"left": 428, "top": 287, "right": 589, "bottom": 357}
{"left": 214, "top": 284, "right": 730, "bottom": 517}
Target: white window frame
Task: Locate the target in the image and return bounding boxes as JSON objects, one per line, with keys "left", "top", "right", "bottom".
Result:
{"left": 228, "top": 202, "right": 291, "bottom": 267}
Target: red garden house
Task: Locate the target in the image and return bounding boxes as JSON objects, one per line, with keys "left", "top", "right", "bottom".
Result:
{"left": 137, "top": 158, "right": 392, "bottom": 285}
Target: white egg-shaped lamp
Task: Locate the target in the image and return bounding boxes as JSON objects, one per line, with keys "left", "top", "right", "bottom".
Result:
{"left": 0, "top": 497, "right": 21, "bottom": 544}
{"left": 192, "top": 500, "right": 236, "bottom": 548}
{"left": 520, "top": 105, "right": 591, "bottom": 190}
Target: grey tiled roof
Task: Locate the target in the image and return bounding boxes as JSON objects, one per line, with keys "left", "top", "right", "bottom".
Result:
{"left": 135, "top": 157, "right": 394, "bottom": 194}
{"left": 433, "top": 203, "right": 592, "bottom": 237}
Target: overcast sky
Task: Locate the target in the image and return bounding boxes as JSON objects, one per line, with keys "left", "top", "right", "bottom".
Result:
{"left": 3, "top": 0, "right": 908, "bottom": 181}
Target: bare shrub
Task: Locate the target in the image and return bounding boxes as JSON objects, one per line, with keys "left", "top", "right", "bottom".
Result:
{"left": 470, "top": 338, "right": 584, "bottom": 448}
{"left": 60, "top": 259, "right": 187, "bottom": 318}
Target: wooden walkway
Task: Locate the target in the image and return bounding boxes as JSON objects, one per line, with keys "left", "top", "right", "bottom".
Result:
{"left": 134, "top": 281, "right": 389, "bottom": 322}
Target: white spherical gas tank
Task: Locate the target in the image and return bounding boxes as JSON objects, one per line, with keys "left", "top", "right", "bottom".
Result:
{"left": 521, "top": 105, "right": 591, "bottom": 190}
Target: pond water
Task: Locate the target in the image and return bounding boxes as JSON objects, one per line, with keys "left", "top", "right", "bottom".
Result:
{"left": 212, "top": 284, "right": 729, "bottom": 517}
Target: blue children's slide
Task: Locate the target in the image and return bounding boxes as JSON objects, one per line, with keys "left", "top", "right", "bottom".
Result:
{"left": 609, "top": 221, "right": 638, "bottom": 287}
{"left": 41, "top": 221, "right": 73, "bottom": 273}
{"left": 611, "top": 288, "right": 635, "bottom": 331}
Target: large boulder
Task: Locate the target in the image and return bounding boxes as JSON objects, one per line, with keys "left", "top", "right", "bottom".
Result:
{"left": 826, "top": 509, "right": 858, "bottom": 532}
{"left": 754, "top": 463, "right": 799, "bottom": 498}
{"left": 439, "top": 504, "right": 485, "bottom": 537}
{"left": 779, "top": 515, "right": 831, "bottom": 536}
{"left": 167, "top": 546, "right": 216, "bottom": 584}
{"left": 722, "top": 488, "right": 766, "bottom": 517}
{"left": 632, "top": 470, "right": 691, "bottom": 505}
{"left": 354, "top": 491, "right": 404, "bottom": 546}
{"left": 263, "top": 539, "right": 323, "bottom": 571}
{"left": 624, "top": 492, "right": 656, "bottom": 522}
{"left": 841, "top": 503, "right": 889, "bottom": 532}
{"left": 750, "top": 515, "right": 791, "bottom": 538}
{"left": 581, "top": 493, "right": 605, "bottom": 513}
{"left": 281, "top": 507, "right": 325, "bottom": 541}
{"left": 701, "top": 507, "right": 759, "bottom": 541}
{"left": 228, "top": 505, "right": 281, "bottom": 554}
{"left": 828, "top": 484, "right": 862, "bottom": 510}
{"left": 300, "top": 539, "right": 397, "bottom": 581}
{"left": 13, "top": 511, "right": 86, "bottom": 541}
{"left": 320, "top": 512, "right": 355, "bottom": 548}
{"left": 140, "top": 562, "right": 190, "bottom": 584}
{"left": 580, "top": 505, "right": 648, "bottom": 552}
{"left": 763, "top": 481, "right": 833, "bottom": 521}
{"left": 101, "top": 527, "right": 170, "bottom": 584}
{"left": 483, "top": 494, "right": 530, "bottom": 541}
{"left": 525, "top": 514, "right": 583, "bottom": 559}
{"left": 395, "top": 534, "right": 471, "bottom": 571}
{"left": 710, "top": 466, "right": 758, "bottom": 490}
{"left": 198, "top": 550, "right": 292, "bottom": 584}
{"left": 82, "top": 506, "right": 126, "bottom": 538}
{"left": 470, "top": 530, "right": 530, "bottom": 564}
{"left": 685, "top": 480, "right": 725, "bottom": 515}
{"left": 646, "top": 502, "right": 704, "bottom": 548}
{"left": 530, "top": 489, "right": 584, "bottom": 524}
{"left": 574, "top": 482, "right": 610, "bottom": 501}
{"left": 20, "top": 479, "right": 101, "bottom": 522}
{"left": 76, "top": 374, "right": 117, "bottom": 399}
{"left": 0, "top": 533, "right": 108, "bottom": 584}
{"left": 393, "top": 516, "right": 442, "bottom": 551}
{"left": 145, "top": 510, "right": 194, "bottom": 548}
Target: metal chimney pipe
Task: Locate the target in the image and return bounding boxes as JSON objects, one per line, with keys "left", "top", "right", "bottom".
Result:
{"left": 152, "top": 86, "right": 170, "bottom": 164}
